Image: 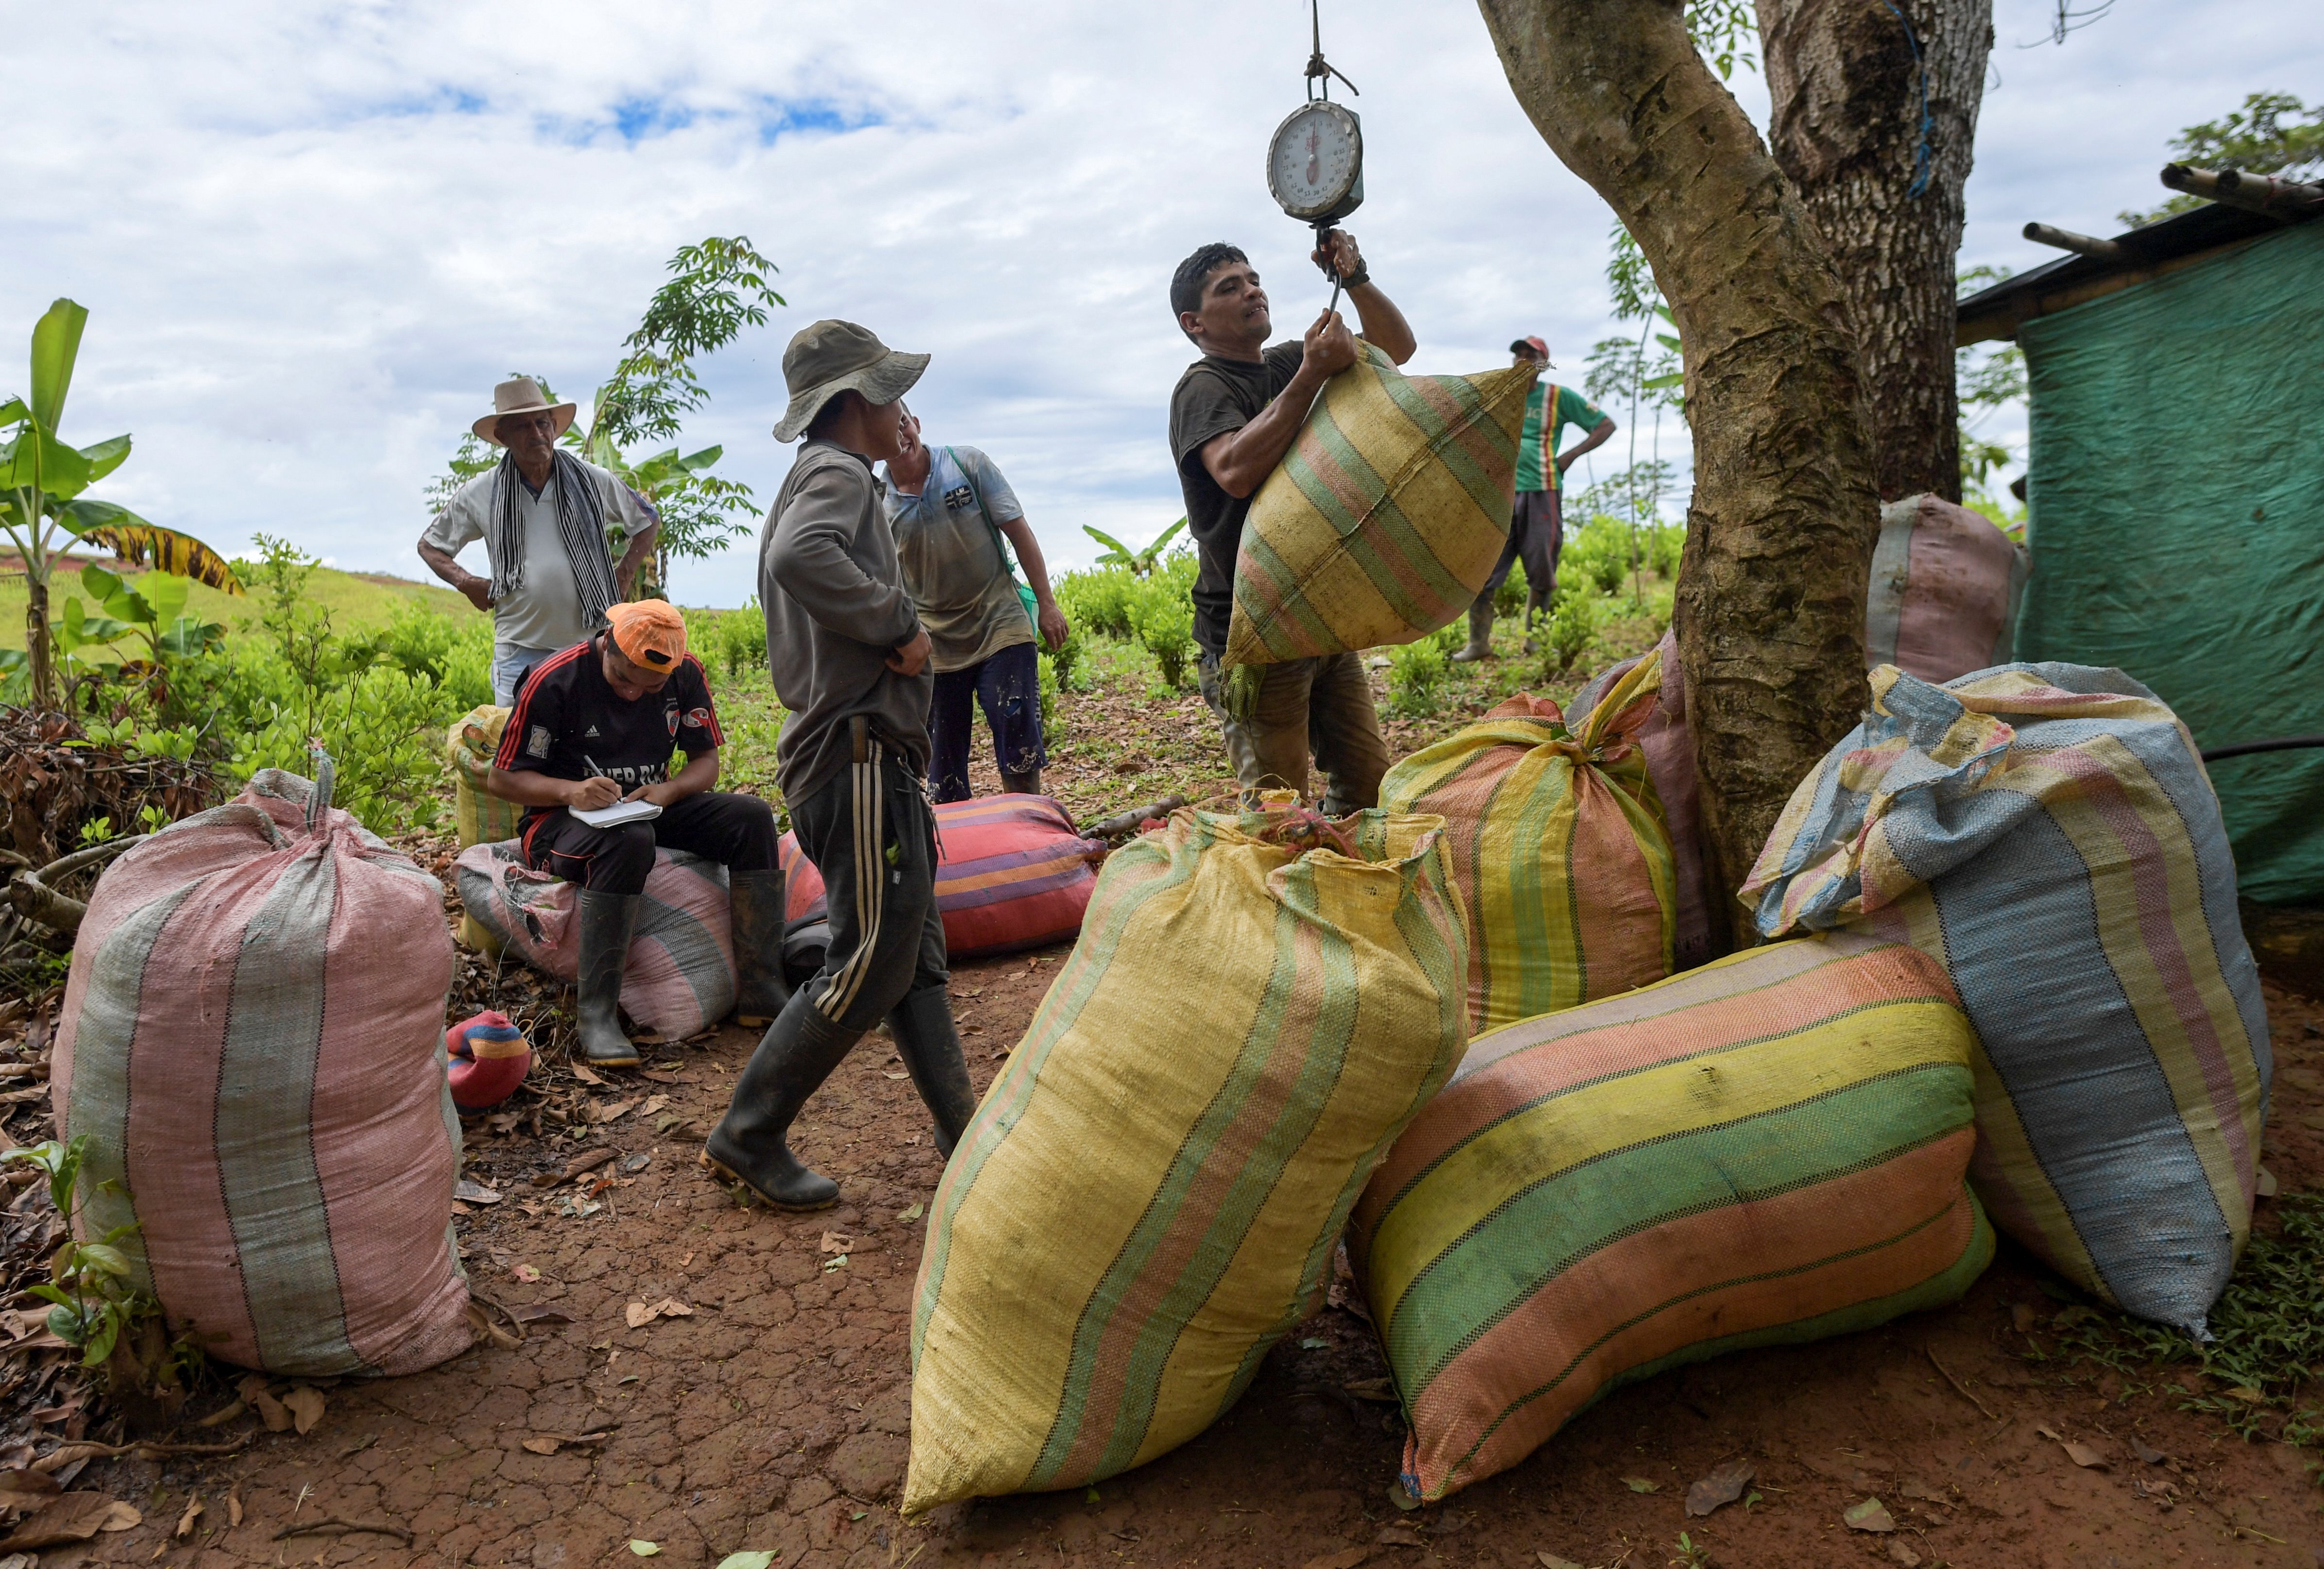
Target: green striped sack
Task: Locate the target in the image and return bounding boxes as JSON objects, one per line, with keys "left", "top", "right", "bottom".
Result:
{"left": 904, "top": 800, "right": 1470, "bottom": 1512}
{"left": 52, "top": 770, "right": 472, "bottom": 1376}
{"left": 1223, "top": 344, "right": 1536, "bottom": 670}
{"left": 1353, "top": 934, "right": 1993, "bottom": 1501}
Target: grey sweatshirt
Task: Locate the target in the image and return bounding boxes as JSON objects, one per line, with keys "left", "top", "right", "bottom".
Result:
{"left": 760, "top": 441, "right": 933, "bottom": 804}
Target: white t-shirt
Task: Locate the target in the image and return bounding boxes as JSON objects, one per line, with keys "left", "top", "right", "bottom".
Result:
{"left": 422, "top": 459, "right": 656, "bottom": 651}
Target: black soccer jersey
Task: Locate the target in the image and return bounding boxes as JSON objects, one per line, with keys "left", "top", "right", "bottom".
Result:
{"left": 493, "top": 633, "right": 724, "bottom": 827}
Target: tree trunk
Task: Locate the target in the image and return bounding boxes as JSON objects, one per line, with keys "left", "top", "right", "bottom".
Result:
{"left": 1755, "top": 0, "right": 1992, "bottom": 501}
{"left": 1477, "top": 0, "right": 1882, "bottom": 949}
{"left": 26, "top": 572, "right": 53, "bottom": 712}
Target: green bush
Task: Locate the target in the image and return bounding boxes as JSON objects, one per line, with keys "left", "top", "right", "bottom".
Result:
{"left": 1388, "top": 629, "right": 1456, "bottom": 719}
{"left": 1128, "top": 580, "right": 1195, "bottom": 693}
{"left": 1544, "top": 574, "right": 1604, "bottom": 675}
{"left": 1645, "top": 520, "right": 1684, "bottom": 578}
{"left": 1057, "top": 566, "right": 1140, "bottom": 640}
{"left": 1046, "top": 621, "right": 1087, "bottom": 692}
{"left": 1493, "top": 560, "right": 1528, "bottom": 619}
{"left": 700, "top": 601, "right": 769, "bottom": 679}
{"left": 375, "top": 603, "right": 493, "bottom": 713}
{"left": 1564, "top": 515, "right": 1634, "bottom": 597}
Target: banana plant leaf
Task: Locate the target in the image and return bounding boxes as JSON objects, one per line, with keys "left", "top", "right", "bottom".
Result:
{"left": 69, "top": 508, "right": 244, "bottom": 593}
{"left": 29, "top": 299, "right": 87, "bottom": 433}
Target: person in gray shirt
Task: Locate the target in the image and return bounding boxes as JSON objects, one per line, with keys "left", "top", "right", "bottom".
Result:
{"left": 418, "top": 377, "right": 660, "bottom": 703}
{"left": 702, "top": 320, "right": 975, "bottom": 1214}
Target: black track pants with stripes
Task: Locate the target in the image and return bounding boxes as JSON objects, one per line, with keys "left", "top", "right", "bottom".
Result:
{"left": 788, "top": 739, "right": 947, "bottom": 1032}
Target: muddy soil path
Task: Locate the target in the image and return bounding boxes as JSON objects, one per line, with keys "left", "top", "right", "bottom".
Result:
{"left": 51, "top": 953, "right": 2324, "bottom": 1569}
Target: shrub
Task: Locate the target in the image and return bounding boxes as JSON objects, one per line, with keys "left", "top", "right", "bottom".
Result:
{"left": 704, "top": 601, "right": 769, "bottom": 679}
{"left": 1645, "top": 520, "right": 1684, "bottom": 579}
{"left": 1493, "top": 559, "right": 1528, "bottom": 619}
{"left": 1544, "top": 575, "right": 1604, "bottom": 675}
{"left": 1564, "top": 515, "right": 1634, "bottom": 597}
{"left": 1046, "top": 621, "right": 1087, "bottom": 692}
{"left": 1388, "top": 630, "right": 1454, "bottom": 719}
{"left": 1057, "top": 567, "right": 1140, "bottom": 641}
{"left": 1128, "top": 582, "right": 1195, "bottom": 693}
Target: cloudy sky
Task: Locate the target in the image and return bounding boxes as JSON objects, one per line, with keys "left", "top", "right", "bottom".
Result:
{"left": 9, "top": 0, "right": 2315, "bottom": 607}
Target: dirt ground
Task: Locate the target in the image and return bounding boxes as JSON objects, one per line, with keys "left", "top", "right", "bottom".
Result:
{"left": 21, "top": 927, "right": 2321, "bottom": 1569}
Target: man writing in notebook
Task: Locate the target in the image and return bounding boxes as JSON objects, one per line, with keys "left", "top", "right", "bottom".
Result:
{"left": 487, "top": 599, "right": 787, "bottom": 1067}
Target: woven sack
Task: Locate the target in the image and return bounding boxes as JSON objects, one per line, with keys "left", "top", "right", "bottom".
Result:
{"left": 1223, "top": 344, "right": 1536, "bottom": 669}
{"left": 53, "top": 769, "right": 470, "bottom": 1377}
{"left": 1380, "top": 649, "right": 1675, "bottom": 1031}
{"left": 1570, "top": 631, "right": 1713, "bottom": 972}
{"left": 1743, "top": 662, "right": 2270, "bottom": 1333}
{"left": 1355, "top": 934, "right": 1990, "bottom": 1502}
{"left": 456, "top": 840, "right": 736, "bottom": 1039}
{"left": 780, "top": 793, "right": 1107, "bottom": 959}
{"left": 1865, "top": 493, "right": 2029, "bottom": 684}
{"left": 905, "top": 799, "right": 1470, "bottom": 1512}
{"left": 446, "top": 705, "right": 522, "bottom": 952}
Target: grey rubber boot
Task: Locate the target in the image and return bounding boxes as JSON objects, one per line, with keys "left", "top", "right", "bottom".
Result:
{"left": 1447, "top": 599, "right": 1496, "bottom": 663}
{"left": 575, "top": 891, "right": 642, "bottom": 1068}
{"left": 700, "top": 988, "right": 860, "bottom": 1210}
{"left": 887, "top": 984, "right": 980, "bottom": 1157}
{"left": 999, "top": 769, "right": 1044, "bottom": 797}
{"left": 728, "top": 868, "right": 793, "bottom": 1028}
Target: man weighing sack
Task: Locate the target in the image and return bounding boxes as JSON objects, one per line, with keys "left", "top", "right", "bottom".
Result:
{"left": 420, "top": 376, "right": 661, "bottom": 703}
{"left": 1168, "top": 230, "right": 1415, "bottom": 812}
{"left": 486, "top": 600, "right": 787, "bottom": 1067}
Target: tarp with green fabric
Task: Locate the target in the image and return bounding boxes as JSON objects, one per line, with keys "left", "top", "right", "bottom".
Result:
{"left": 2015, "top": 219, "right": 2324, "bottom": 904}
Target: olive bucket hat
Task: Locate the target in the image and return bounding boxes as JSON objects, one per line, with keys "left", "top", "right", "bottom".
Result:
{"left": 771, "top": 320, "right": 930, "bottom": 443}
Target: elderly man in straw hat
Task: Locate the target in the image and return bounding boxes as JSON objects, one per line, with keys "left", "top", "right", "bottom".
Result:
{"left": 702, "top": 321, "right": 976, "bottom": 1213}
{"left": 419, "top": 376, "right": 661, "bottom": 703}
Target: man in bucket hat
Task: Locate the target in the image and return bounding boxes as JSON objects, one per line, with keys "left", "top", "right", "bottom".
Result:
{"left": 419, "top": 376, "right": 661, "bottom": 703}
{"left": 486, "top": 600, "right": 788, "bottom": 1066}
{"left": 702, "top": 321, "right": 976, "bottom": 1211}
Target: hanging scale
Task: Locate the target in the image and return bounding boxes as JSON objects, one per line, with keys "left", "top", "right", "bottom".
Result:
{"left": 1264, "top": 0, "right": 1364, "bottom": 314}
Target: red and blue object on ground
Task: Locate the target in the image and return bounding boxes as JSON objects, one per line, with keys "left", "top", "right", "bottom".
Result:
{"left": 445, "top": 1011, "right": 532, "bottom": 1112}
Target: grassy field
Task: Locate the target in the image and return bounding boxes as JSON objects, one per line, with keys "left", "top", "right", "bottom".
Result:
{"left": 0, "top": 555, "right": 470, "bottom": 649}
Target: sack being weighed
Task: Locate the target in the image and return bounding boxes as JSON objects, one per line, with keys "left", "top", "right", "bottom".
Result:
{"left": 905, "top": 799, "right": 1470, "bottom": 1512}
{"left": 456, "top": 840, "right": 737, "bottom": 1039}
{"left": 1380, "top": 650, "right": 1676, "bottom": 1031}
{"left": 1743, "top": 662, "right": 2271, "bottom": 1334}
{"left": 1222, "top": 343, "right": 1536, "bottom": 686}
{"left": 1354, "top": 935, "right": 1990, "bottom": 1502}
{"left": 52, "top": 768, "right": 471, "bottom": 1377}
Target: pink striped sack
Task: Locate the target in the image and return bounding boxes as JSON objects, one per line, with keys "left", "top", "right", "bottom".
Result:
{"left": 1570, "top": 631, "right": 1713, "bottom": 972}
{"left": 456, "top": 841, "right": 736, "bottom": 1038}
{"left": 53, "top": 769, "right": 471, "bottom": 1377}
{"left": 1864, "top": 493, "right": 2029, "bottom": 685}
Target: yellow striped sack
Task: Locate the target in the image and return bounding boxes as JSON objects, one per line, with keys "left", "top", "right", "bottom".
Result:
{"left": 1378, "top": 649, "right": 1676, "bottom": 1031}
{"left": 905, "top": 800, "right": 1470, "bottom": 1513}
{"left": 1223, "top": 344, "right": 1536, "bottom": 669}
{"left": 1354, "top": 935, "right": 1991, "bottom": 1502}
{"left": 447, "top": 705, "right": 521, "bottom": 952}
{"left": 1742, "top": 662, "right": 2270, "bottom": 1334}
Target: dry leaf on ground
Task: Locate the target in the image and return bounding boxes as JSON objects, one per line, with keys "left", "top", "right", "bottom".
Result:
{"left": 572, "top": 1064, "right": 607, "bottom": 1086}
{"left": 227, "top": 1487, "right": 242, "bottom": 1528}
{"left": 283, "top": 1386, "right": 325, "bottom": 1435}
{"left": 1685, "top": 1459, "right": 1754, "bottom": 1517}
{"left": 625, "top": 1299, "right": 695, "bottom": 1328}
{"left": 1887, "top": 1544, "right": 1922, "bottom": 1568}
{"left": 1620, "top": 1476, "right": 1661, "bottom": 1494}
{"left": 2131, "top": 1437, "right": 2168, "bottom": 1465}
{"left": 1343, "top": 1378, "right": 1398, "bottom": 1404}
{"left": 2061, "top": 1440, "right": 2108, "bottom": 1469}
{"left": 174, "top": 1496, "right": 202, "bottom": 1538}
{"left": 897, "top": 1203, "right": 924, "bottom": 1223}
{"left": 1844, "top": 1498, "right": 1895, "bottom": 1533}
{"left": 1374, "top": 1525, "right": 1424, "bottom": 1547}
{"left": 1898, "top": 1478, "right": 1949, "bottom": 1503}
{"left": 454, "top": 1180, "right": 501, "bottom": 1205}
{"left": 510, "top": 1263, "right": 543, "bottom": 1283}
{"left": 819, "top": 1232, "right": 854, "bottom": 1255}
{"left": 2011, "top": 1302, "right": 2038, "bottom": 1333}
{"left": 638, "top": 1095, "right": 669, "bottom": 1118}
{"left": 1538, "top": 1555, "right": 1584, "bottom": 1569}
{"left": 593, "top": 1097, "right": 641, "bottom": 1124}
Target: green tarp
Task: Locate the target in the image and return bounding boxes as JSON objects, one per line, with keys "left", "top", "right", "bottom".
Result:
{"left": 2017, "top": 220, "right": 2324, "bottom": 905}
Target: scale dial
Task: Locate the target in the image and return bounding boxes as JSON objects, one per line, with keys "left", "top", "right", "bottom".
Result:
{"left": 1266, "top": 101, "right": 1364, "bottom": 225}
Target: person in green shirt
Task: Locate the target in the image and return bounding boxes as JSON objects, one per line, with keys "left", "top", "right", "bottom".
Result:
{"left": 1451, "top": 336, "right": 1615, "bottom": 660}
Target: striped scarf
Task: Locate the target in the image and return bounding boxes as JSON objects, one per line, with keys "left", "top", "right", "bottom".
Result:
{"left": 488, "top": 450, "right": 618, "bottom": 628}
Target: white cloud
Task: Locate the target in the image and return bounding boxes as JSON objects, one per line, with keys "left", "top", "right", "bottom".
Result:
{"left": 6, "top": 0, "right": 2314, "bottom": 607}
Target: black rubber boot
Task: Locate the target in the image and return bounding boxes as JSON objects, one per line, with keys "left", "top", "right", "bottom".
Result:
{"left": 999, "top": 769, "right": 1044, "bottom": 797}
{"left": 699, "top": 988, "right": 860, "bottom": 1210}
{"left": 1448, "top": 599, "right": 1496, "bottom": 663}
{"left": 728, "top": 868, "right": 793, "bottom": 1028}
{"left": 575, "top": 890, "right": 641, "bottom": 1068}
{"left": 887, "top": 984, "right": 979, "bottom": 1157}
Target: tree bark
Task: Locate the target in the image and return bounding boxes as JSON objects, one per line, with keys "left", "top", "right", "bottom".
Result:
{"left": 1755, "top": 0, "right": 1992, "bottom": 501}
{"left": 1477, "top": 0, "right": 1882, "bottom": 948}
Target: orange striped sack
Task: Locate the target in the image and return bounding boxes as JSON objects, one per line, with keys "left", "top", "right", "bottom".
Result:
{"left": 1224, "top": 344, "right": 1536, "bottom": 669}
{"left": 1353, "top": 935, "right": 1992, "bottom": 1502}
{"left": 904, "top": 800, "right": 1469, "bottom": 1512}
{"left": 1377, "top": 649, "right": 1675, "bottom": 1032}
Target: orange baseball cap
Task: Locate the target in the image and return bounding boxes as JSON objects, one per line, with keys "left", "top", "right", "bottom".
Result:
{"left": 606, "top": 600, "right": 687, "bottom": 671}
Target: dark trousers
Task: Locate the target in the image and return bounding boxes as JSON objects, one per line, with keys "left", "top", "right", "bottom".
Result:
{"left": 787, "top": 726, "right": 947, "bottom": 1031}
{"left": 928, "top": 640, "right": 1046, "bottom": 803}
{"left": 1479, "top": 487, "right": 1563, "bottom": 604}
{"left": 523, "top": 790, "right": 779, "bottom": 895}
